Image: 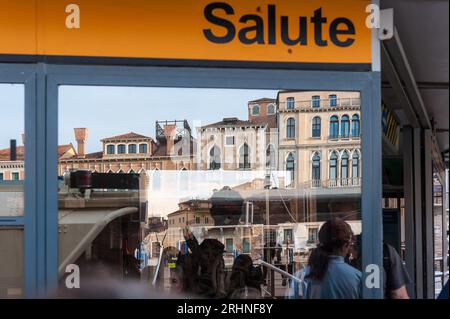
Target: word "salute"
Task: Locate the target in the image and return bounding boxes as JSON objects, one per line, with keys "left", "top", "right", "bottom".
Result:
{"left": 203, "top": 3, "right": 356, "bottom": 47}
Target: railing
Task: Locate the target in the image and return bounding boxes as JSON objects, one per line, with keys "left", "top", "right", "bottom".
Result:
{"left": 327, "top": 178, "right": 361, "bottom": 188}
{"left": 310, "top": 179, "right": 321, "bottom": 188}
{"left": 255, "top": 259, "right": 304, "bottom": 299}
{"left": 280, "top": 97, "right": 361, "bottom": 111}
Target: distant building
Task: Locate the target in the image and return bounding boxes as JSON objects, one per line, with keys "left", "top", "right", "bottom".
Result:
{"left": 58, "top": 120, "right": 195, "bottom": 176}
{"left": 197, "top": 97, "right": 278, "bottom": 172}
{"left": 0, "top": 141, "right": 76, "bottom": 181}
{"left": 167, "top": 199, "right": 213, "bottom": 228}
{"left": 277, "top": 91, "right": 361, "bottom": 189}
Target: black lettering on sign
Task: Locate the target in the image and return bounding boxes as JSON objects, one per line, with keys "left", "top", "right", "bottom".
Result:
{"left": 202, "top": 3, "right": 357, "bottom": 48}
{"left": 330, "top": 18, "right": 355, "bottom": 47}
{"left": 238, "top": 14, "right": 265, "bottom": 44}
{"left": 203, "top": 2, "right": 236, "bottom": 43}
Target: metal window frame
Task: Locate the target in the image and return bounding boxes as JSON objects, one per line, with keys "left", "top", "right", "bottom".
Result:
{"left": 0, "top": 64, "right": 38, "bottom": 297}
{"left": 1, "top": 63, "right": 382, "bottom": 298}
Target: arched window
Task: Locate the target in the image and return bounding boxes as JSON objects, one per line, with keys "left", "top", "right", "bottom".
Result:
{"left": 129, "top": 169, "right": 135, "bottom": 174}
{"left": 268, "top": 104, "right": 275, "bottom": 114}
{"left": 106, "top": 144, "right": 115, "bottom": 154}
{"left": 139, "top": 143, "right": 148, "bottom": 154}
{"left": 252, "top": 105, "right": 260, "bottom": 116}
{"left": 341, "top": 115, "right": 350, "bottom": 138}
{"left": 312, "top": 117, "right": 321, "bottom": 138}
{"left": 152, "top": 169, "right": 161, "bottom": 190}
{"left": 179, "top": 168, "right": 189, "bottom": 191}
{"left": 286, "top": 118, "right": 296, "bottom": 139}
{"left": 239, "top": 143, "right": 251, "bottom": 170}
{"left": 341, "top": 151, "right": 349, "bottom": 179}
{"left": 209, "top": 146, "right": 221, "bottom": 170}
{"left": 106, "top": 169, "right": 113, "bottom": 174}
{"left": 286, "top": 153, "right": 295, "bottom": 186}
{"left": 266, "top": 144, "right": 276, "bottom": 169}
{"left": 117, "top": 169, "right": 124, "bottom": 174}
{"left": 329, "top": 116, "right": 339, "bottom": 139}
{"left": 128, "top": 144, "right": 137, "bottom": 154}
{"left": 351, "top": 114, "right": 360, "bottom": 137}
{"left": 117, "top": 144, "right": 126, "bottom": 154}
{"left": 329, "top": 152, "right": 338, "bottom": 180}
{"left": 312, "top": 152, "right": 321, "bottom": 181}
{"left": 352, "top": 151, "right": 360, "bottom": 178}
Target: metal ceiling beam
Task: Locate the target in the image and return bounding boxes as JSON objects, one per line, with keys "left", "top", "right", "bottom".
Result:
{"left": 381, "top": 41, "right": 420, "bottom": 127}
{"left": 383, "top": 28, "right": 431, "bottom": 129}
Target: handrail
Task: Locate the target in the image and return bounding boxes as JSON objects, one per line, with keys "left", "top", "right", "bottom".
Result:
{"left": 254, "top": 259, "right": 303, "bottom": 284}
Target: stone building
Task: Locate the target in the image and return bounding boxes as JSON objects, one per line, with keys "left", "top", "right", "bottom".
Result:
{"left": 277, "top": 91, "right": 361, "bottom": 189}
{"left": 196, "top": 98, "right": 278, "bottom": 172}
{"left": 58, "top": 120, "right": 195, "bottom": 176}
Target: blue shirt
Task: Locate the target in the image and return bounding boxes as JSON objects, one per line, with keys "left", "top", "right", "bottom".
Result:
{"left": 437, "top": 281, "right": 448, "bottom": 300}
{"left": 302, "top": 255, "right": 362, "bottom": 299}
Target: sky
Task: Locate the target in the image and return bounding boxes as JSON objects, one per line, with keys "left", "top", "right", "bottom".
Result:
{"left": 0, "top": 84, "right": 24, "bottom": 150}
{"left": 1, "top": 84, "right": 277, "bottom": 153}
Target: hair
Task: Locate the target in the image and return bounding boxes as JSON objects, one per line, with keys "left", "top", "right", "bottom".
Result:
{"left": 228, "top": 255, "right": 253, "bottom": 292}
{"left": 306, "top": 218, "right": 353, "bottom": 281}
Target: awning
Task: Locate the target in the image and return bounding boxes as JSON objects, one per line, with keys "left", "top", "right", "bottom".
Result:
{"left": 58, "top": 207, "right": 138, "bottom": 278}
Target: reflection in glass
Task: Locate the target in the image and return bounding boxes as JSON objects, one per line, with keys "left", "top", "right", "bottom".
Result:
{"left": 209, "top": 146, "right": 221, "bottom": 170}
{"left": 352, "top": 114, "right": 360, "bottom": 137}
{"left": 286, "top": 118, "right": 295, "bottom": 139}
{"left": 312, "top": 117, "right": 321, "bottom": 138}
{"left": 341, "top": 115, "right": 350, "bottom": 138}
{"left": 57, "top": 88, "right": 362, "bottom": 299}
{"left": 330, "top": 116, "right": 339, "bottom": 139}
{"left": 330, "top": 152, "right": 338, "bottom": 180}
{"left": 0, "top": 84, "right": 25, "bottom": 217}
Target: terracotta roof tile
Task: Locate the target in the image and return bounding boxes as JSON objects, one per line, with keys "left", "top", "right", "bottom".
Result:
{"left": 249, "top": 115, "right": 278, "bottom": 129}
{"left": 58, "top": 144, "right": 75, "bottom": 156}
{"left": 248, "top": 98, "right": 276, "bottom": 103}
{"left": 101, "top": 132, "right": 151, "bottom": 141}
{"left": 201, "top": 118, "right": 264, "bottom": 129}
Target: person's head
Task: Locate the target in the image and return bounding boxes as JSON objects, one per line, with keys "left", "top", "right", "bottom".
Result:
{"left": 198, "top": 239, "right": 225, "bottom": 272}
{"left": 232, "top": 254, "right": 253, "bottom": 275}
{"left": 306, "top": 218, "right": 354, "bottom": 281}
{"left": 318, "top": 217, "right": 354, "bottom": 256}
{"left": 170, "top": 266, "right": 184, "bottom": 294}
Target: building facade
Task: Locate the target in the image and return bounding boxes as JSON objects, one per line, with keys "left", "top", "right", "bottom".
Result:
{"left": 277, "top": 91, "right": 361, "bottom": 189}
{"left": 197, "top": 98, "right": 278, "bottom": 172}
{"left": 58, "top": 120, "right": 195, "bottom": 176}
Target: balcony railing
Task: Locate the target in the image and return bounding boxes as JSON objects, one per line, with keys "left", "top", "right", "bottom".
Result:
{"left": 328, "top": 178, "right": 361, "bottom": 188}
{"left": 280, "top": 97, "right": 361, "bottom": 111}
{"left": 309, "top": 178, "right": 361, "bottom": 188}
{"left": 311, "top": 179, "right": 321, "bottom": 188}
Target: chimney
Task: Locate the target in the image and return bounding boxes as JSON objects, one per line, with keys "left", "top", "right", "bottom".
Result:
{"left": 10, "top": 139, "right": 17, "bottom": 161}
{"left": 74, "top": 128, "right": 88, "bottom": 158}
{"left": 163, "top": 124, "right": 177, "bottom": 156}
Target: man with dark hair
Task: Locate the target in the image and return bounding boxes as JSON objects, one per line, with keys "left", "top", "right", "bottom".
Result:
{"left": 349, "top": 234, "right": 411, "bottom": 299}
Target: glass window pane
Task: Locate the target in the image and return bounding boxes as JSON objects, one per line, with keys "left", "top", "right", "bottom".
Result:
{"left": 0, "top": 84, "right": 25, "bottom": 216}
{"left": 58, "top": 87, "right": 362, "bottom": 299}
{"left": 0, "top": 228, "right": 24, "bottom": 298}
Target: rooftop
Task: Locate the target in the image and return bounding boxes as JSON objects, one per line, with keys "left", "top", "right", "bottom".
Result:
{"left": 201, "top": 117, "right": 265, "bottom": 129}
{"left": 101, "top": 132, "right": 152, "bottom": 141}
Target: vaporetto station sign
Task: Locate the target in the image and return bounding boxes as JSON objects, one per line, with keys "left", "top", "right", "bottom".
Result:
{"left": 0, "top": 0, "right": 372, "bottom": 69}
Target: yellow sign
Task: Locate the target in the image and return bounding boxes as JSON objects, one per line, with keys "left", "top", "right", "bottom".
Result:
{"left": 0, "top": 0, "right": 372, "bottom": 66}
